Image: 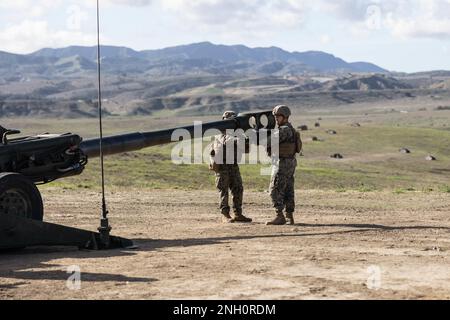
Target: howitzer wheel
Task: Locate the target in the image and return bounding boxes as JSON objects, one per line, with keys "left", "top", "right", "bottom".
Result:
{"left": 0, "top": 173, "right": 43, "bottom": 221}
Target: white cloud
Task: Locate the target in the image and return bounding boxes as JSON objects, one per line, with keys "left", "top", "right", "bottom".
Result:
{"left": 384, "top": 0, "right": 450, "bottom": 39}
{"left": 66, "top": 5, "right": 89, "bottom": 31}
{"left": 159, "top": 0, "right": 310, "bottom": 41}
{"left": 318, "top": 0, "right": 412, "bottom": 21}
{"left": 320, "top": 34, "right": 331, "bottom": 44}
{"left": 318, "top": 0, "right": 450, "bottom": 39}
{"left": 158, "top": 0, "right": 450, "bottom": 40}
{"left": 0, "top": 1, "right": 99, "bottom": 53}
{"left": 1, "top": 0, "right": 449, "bottom": 54}
{"left": 80, "top": 0, "right": 153, "bottom": 8}
{"left": 386, "top": 14, "right": 450, "bottom": 40}
{"left": 0, "top": 0, "right": 42, "bottom": 9}
{"left": 0, "top": 0, "right": 63, "bottom": 11}
{"left": 0, "top": 20, "right": 98, "bottom": 53}
{"left": 108, "top": 0, "right": 153, "bottom": 5}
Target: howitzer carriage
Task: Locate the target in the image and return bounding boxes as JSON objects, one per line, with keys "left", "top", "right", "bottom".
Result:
{"left": 0, "top": 111, "right": 275, "bottom": 250}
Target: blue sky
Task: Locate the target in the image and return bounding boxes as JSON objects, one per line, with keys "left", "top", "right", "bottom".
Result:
{"left": 1, "top": 0, "right": 449, "bottom": 72}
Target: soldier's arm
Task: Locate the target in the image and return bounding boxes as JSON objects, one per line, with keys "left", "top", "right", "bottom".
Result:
{"left": 277, "top": 126, "right": 294, "bottom": 143}
{"left": 211, "top": 134, "right": 225, "bottom": 156}
{"left": 266, "top": 127, "right": 293, "bottom": 157}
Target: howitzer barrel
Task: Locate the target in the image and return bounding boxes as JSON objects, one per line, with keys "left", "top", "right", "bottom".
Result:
{"left": 80, "top": 111, "right": 275, "bottom": 158}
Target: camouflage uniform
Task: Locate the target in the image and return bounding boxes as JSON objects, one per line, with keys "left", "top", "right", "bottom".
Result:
{"left": 215, "top": 161, "right": 244, "bottom": 216}
{"left": 269, "top": 123, "right": 297, "bottom": 216}
{"left": 210, "top": 111, "right": 252, "bottom": 223}
{"left": 267, "top": 105, "right": 300, "bottom": 225}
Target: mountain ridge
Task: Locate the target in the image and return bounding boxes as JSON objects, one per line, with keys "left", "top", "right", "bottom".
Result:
{"left": 23, "top": 41, "right": 388, "bottom": 75}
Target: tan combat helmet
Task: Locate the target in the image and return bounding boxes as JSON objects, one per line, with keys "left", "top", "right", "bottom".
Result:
{"left": 272, "top": 105, "right": 291, "bottom": 118}
{"left": 222, "top": 111, "right": 237, "bottom": 120}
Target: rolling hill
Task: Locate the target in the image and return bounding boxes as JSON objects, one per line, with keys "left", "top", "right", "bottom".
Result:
{"left": 1, "top": 42, "right": 388, "bottom": 78}
{"left": 1, "top": 43, "right": 449, "bottom": 118}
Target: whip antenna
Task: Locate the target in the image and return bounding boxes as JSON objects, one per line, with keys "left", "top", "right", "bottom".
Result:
{"left": 96, "top": 0, "right": 111, "bottom": 247}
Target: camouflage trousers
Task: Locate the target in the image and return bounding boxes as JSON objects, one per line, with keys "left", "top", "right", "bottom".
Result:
{"left": 215, "top": 164, "right": 243, "bottom": 215}
{"left": 269, "top": 158, "right": 297, "bottom": 214}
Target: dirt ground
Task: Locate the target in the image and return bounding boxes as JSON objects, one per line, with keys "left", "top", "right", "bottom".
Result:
{"left": 1, "top": 188, "right": 450, "bottom": 300}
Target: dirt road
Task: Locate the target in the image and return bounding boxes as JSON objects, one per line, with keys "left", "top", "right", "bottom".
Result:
{"left": 1, "top": 189, "right": 449, "bottom": 299}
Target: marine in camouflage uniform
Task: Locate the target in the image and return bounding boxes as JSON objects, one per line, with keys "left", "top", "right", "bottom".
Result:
{"left": 210, "top": 111, "right": 252, "bottom": 223}
{"left": 267, "top": 105, "right": 300, "bottom": 226}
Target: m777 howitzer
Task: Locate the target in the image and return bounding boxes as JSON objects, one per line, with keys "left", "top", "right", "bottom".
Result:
{"left": 0, "top": 111, "right": 275, "bottom": 250}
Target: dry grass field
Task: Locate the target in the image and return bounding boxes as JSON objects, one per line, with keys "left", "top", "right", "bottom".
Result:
{"left": 1, "top": 97, "right": 449, "bottom": 300}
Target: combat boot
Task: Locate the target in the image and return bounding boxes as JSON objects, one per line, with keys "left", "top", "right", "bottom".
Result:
{"left": 285, "top": 213, "right": 295, "bottom": 225}
{"left": 231, "top": 213, "right": 252, "bottom": 223}
{"left": 221, "top": 212, "right": 233, "bottom": 223}
{"left": 266, "top": 213, "right": 286, "bottom": 226}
